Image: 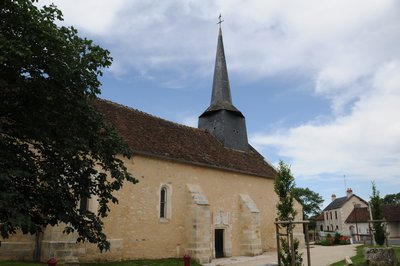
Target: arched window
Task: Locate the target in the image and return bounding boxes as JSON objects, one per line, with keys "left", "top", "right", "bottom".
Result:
{"left": 160, "top": 187, "right": 167, "bottom": 218}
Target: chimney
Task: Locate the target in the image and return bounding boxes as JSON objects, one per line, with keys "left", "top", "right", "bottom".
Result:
{"left": 346, "top": 188, "right": 353, "bottom": 199}
{"left": 331, "top": 194, "right": 337, "bottom": 201}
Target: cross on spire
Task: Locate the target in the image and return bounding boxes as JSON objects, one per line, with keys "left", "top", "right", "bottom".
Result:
{"left": 217, "top": 14, "right": 224, "bottom": 28}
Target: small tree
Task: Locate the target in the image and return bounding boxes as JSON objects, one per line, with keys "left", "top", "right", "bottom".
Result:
{"left": 370, "top": 182, "right": 385, "bottom": 246}
{"left": 274, "top": 161, "right": 302, "bottom": 266}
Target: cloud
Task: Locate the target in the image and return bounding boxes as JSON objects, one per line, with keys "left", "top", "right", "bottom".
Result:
{"left": 39, "top": 0, "right": 128, "bottom": 35}
{"left": 251, "top": 61, "right": 400, "bottom": 181}
{"left": 42, "top": 0, "right": 399, "bottom": 97}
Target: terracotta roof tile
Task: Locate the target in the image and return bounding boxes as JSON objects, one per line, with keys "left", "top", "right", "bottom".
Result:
{"left": 93, "top": 99, "right": 276, "bottom": 178}
{"left": 345, "top": 205, "right": 400, "bottom": 223}
{"left": 346, "top": 207, "right": 370, "bottom": 223}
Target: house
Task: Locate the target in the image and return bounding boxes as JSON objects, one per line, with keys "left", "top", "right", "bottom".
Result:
{"left": 0, "top": 28, "right": 303, "bottom": 263}
{"left": 321, "top": 188, "right": 369, "bottom": 237}
{"left": 346, "top": 205, "right": 400, "bottom": 239}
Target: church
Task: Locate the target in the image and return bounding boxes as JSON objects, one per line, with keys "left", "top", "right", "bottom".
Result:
{"left": 0, "top": 28, "right": 302, "bottom": 264}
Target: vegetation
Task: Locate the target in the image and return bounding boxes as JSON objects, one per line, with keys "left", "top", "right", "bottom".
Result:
{"left": 274, "top": 160, "right": 302, "bottom": 266}
{"left": 318, "top": 232, "right": 350, "bottom": 246}
{"left": 329, "top": 245, "right": 400, "bottom": 266}
{"left": 383, "top": 192, "right": 400, "bottom": 206}
{"left": 291, "top": 187, "right": 323, "bottom": 230}
{"left": 291, "top": 187, "right": 323, "bottom": 219}
{"left": 0, "top": 259, "right": 203, "bottom": 266}
{"left": 370, "top": 182, "right": 385, "bottom": 246}
{"left": 0, "top": 0, "right": 136, "bottom": 251}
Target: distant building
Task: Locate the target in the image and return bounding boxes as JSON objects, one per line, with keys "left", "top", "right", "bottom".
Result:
{"left": 318, "top": 189, "right": 400, "bottom": 242}
{"left": 346, "top": 205, "right": 400, "bottom": 239}
{"left": 321, "top": 189, "right": 369, "bottom": 237}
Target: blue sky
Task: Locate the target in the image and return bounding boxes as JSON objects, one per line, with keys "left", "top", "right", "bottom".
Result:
{"left": 41, "top": 0, "right": 400, "bottom": 208}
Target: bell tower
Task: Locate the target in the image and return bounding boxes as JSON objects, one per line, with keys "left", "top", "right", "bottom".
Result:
{"left": 198, "top": 26, "right": 248, "bottom": 151}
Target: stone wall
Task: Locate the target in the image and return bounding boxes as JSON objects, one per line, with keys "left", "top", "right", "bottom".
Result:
{"left": 239, "top": 194, "right": 262, "bottom": 256}
{"left": 1, "top": 154, "right": 281, "bottom": 262}
{"left": 364, "top": 247, "right": 398, "bottom": 266}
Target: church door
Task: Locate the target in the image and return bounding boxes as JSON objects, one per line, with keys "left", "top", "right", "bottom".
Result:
{"left": 215, "top": 229, "right": 224, "bottom": 258}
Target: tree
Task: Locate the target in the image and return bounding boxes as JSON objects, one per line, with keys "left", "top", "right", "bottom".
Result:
{"left": 274, "top": 161, "right": 302, "bottom": 266}
{"left": 382, "top": 193, "right": 400, "bottom": 206}
{"left": 291, "top": 187, "right": 323, "bottom": 219}
{"left": 0, "top": 0, "right": 137, "bottom": 251}
{"left": 370, "top": 182, "right": 385, "bottom": 246}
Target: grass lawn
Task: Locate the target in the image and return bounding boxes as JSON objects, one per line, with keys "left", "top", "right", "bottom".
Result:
{"left": 329, "top": 245, "right": 400, "bottom": 266}
{"left": 0, "top": 258, "right": 202, "bottom": 266}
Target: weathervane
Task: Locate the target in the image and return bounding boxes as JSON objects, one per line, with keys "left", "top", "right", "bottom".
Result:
{"left": 217, "top": 13, "right": 224, "bottom": 28}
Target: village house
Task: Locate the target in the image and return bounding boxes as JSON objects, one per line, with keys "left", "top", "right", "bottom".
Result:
{"left": 0, "top": 28, "right": 303, "bottom": 263}
{"left": 321, "top": 189, "right": 369, "bottom": 237}
{"left": 317, "top": 189, "right": 399, "bottom": 243}
{"left": 346, "top": 205, "right": 400, "bottom": 241}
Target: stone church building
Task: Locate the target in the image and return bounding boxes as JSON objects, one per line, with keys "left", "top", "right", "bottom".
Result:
{"left": 0, "top": 29, "right": 302, "bottom": 263}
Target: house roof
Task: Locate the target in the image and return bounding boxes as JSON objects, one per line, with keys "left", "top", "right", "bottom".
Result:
{"left": 345, "top": 207, "right": 370, "bottom": 223}
{"left": 92, "top": 99, "right": 276, "bottom": 178}
{"left": 323, "top": 194, "right": 369, "bottom": 211}
{"left": 345, "top": 205, "right": 400, "bottom": 223}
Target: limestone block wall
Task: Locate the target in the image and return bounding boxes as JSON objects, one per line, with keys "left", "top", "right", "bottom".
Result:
{"left": 239, "top": 194, "right": 262, "bottom": 256}
{"left": 185, "top": 184, "right": 212, "bottom": 263}
{"left": 0, "top": 233, "right": 36, "bottom": 261}
{"left": 1, "top": 154, "right": 280, "bottom": 262}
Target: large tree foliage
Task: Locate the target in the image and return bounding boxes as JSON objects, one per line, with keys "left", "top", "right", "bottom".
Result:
{"left": 292, "top": 187, "right": 323, "bottom": 219}
{"left": 382, "top": 192, "right": 400, "bottom": 206}
{"left": 0, "top": 0, "right": 136, "bottom": 251}
{"left": 274, "top": 161, "right": 302, "bottom": 266}
{"left": 370, "top": 182, "right": 385, "bottom": 246}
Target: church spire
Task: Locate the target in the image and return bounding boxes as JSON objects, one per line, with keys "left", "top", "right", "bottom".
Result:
{"left": 198, "top": 22, "right": 249, "bottom": 151}
{"left": 207, "top": 27, "right": 239, "bottom": 112}
{"left": 203, "top": 25, "right": 240, "bottom": 113}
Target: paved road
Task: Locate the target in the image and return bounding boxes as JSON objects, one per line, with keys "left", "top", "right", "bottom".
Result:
{"left": 203, "top": 244, "right": 361, "bottom": 266}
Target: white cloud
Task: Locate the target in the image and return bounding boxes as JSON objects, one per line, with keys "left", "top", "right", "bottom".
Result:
{"left": 42, "top": 0, "right": 399, "bottom": 97}
{"left": 39, "top": 0, "right": 128, "bottom": 35}
{"left": 251, "top": 61, "right": 400, "bottom": 181}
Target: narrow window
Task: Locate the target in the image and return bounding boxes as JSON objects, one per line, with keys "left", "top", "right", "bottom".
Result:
{"left": 79, "top": 196, "right": 89, "bottom": 211}
{"left": 335, "top": 211, "right": 337, "bottom": 219}
{"left": 330, "top": 212, "right": 332, "bottom": 219}
{"left": 320, "top": 225, "right": 323, "bottom": 231}
{"left": 326, "top": 212, "right": 328, "bottom": 220}
{"left": 160, "top": 187, "right": 167, "bottom": 218}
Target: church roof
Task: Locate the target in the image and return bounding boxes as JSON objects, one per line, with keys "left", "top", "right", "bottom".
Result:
{"left": 93, "top": 99, "right": 276, "bottom": 178}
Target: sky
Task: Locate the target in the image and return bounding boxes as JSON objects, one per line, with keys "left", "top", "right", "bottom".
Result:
{"left": 39, "top": 0, "right": 400, "bottom": 208}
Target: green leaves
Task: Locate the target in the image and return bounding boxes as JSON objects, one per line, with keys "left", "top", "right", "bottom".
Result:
{"left": 370, "top": 182, "right": 385, "bottom": 246}
{"left": 0, "top": 0, "right": 136, "bottom": 251}
{"left": 274, "top": 160, "right": 297, "bottom": 222}
{"left": 292, "top": 187, "right": 323, "bottom": 219}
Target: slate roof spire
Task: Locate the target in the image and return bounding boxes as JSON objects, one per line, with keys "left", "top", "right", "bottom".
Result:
{"left": 206, "top": 27, "right": 240, "bottom": 113}
{"left": 198, "top": 24, "right": 249, "bottom": 151}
